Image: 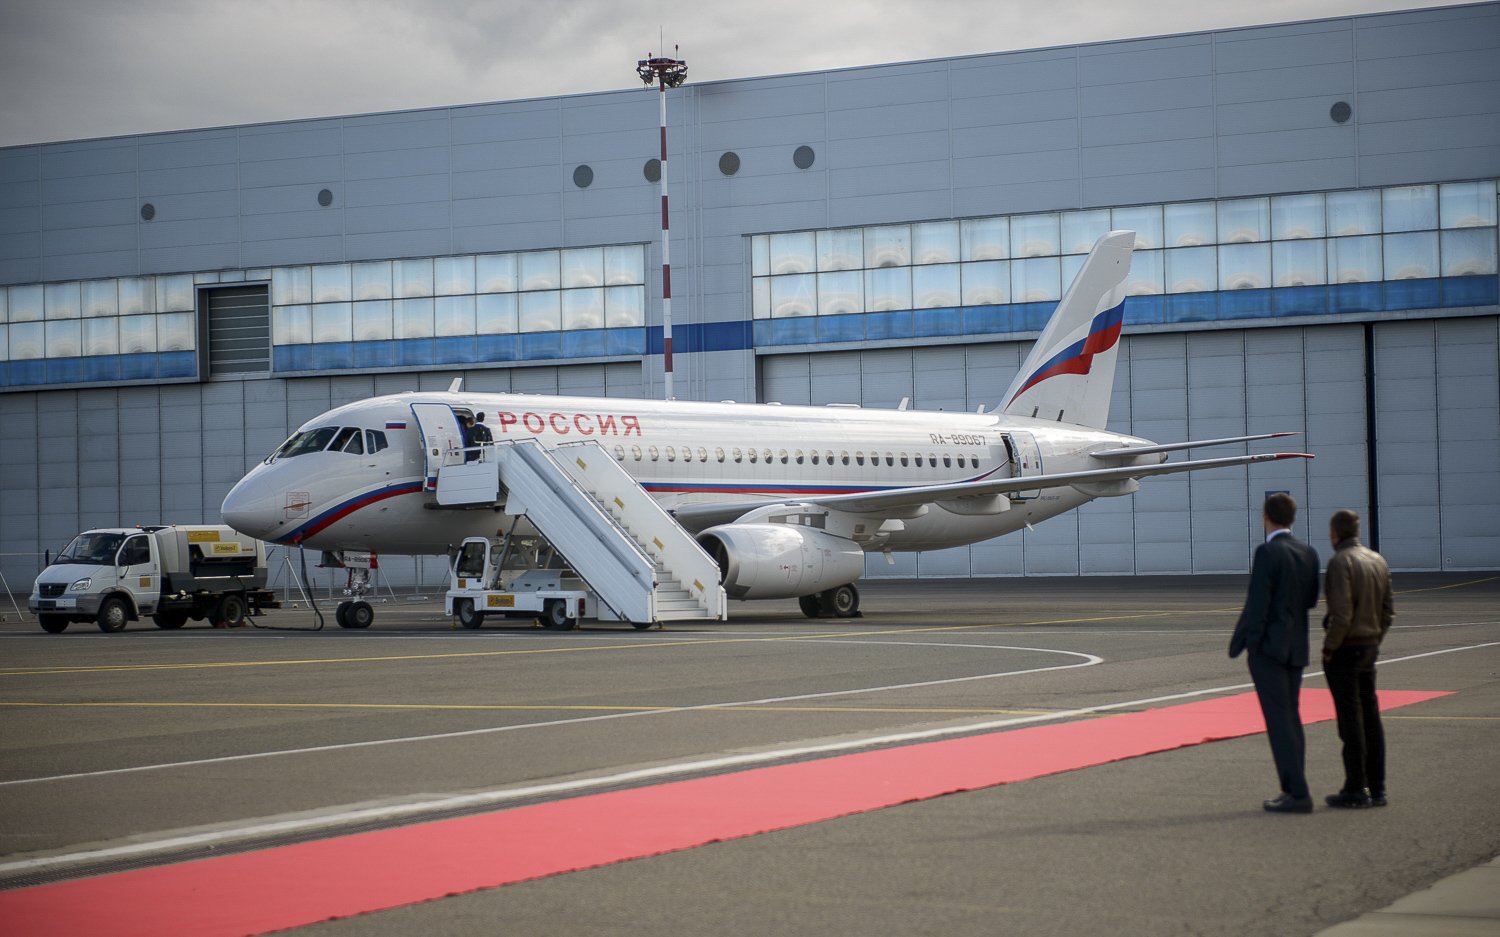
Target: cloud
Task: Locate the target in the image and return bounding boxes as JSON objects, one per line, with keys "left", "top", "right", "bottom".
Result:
{"left": 0, "top": 0, "right": 1468, "bottom": 148}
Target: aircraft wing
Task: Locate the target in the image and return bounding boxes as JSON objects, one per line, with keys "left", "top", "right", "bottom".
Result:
{"left": 669, "top": 451, "right": 1312, "bottom": 530}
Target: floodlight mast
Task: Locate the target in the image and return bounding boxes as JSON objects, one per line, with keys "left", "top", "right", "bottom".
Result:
{"left": 637, "top": 49, "right": 687, "bottom": 400}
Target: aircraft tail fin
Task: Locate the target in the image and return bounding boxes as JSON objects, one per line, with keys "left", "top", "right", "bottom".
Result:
{"left": 1000, "top": 230, "right": 1135, "bottom": 429}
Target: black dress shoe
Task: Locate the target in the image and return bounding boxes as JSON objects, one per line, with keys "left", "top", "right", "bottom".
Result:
{"left": 1263, "top": 793, "right": 1314, "bottom": 813}
{"left": 1325, "top": 789, "right": 1372, "bottom": 809}
{"left": 1369, "top": 790, "right": 1388, "bottom": 807}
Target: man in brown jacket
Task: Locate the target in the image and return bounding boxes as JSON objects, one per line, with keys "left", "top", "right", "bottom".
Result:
{"left": 1321, "top": 509, "right": 1394, "bottom": 808}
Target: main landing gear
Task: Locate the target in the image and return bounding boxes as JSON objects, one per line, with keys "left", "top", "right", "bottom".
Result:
{"left": 798, "top": 583, "right": 861, "bottom": 619}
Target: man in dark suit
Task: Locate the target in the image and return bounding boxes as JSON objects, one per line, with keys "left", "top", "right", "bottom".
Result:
{"left": 1229, "top": 492, "right": 1321, "bottom": 813}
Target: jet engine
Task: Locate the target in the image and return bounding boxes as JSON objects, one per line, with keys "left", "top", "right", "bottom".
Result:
{"left": 696, "top": 523, "right": 865, "bottom": 600}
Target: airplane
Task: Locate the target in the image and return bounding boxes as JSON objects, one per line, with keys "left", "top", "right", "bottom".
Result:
{"left": 221, "top": 230, "right": 1311, "bottom": 627}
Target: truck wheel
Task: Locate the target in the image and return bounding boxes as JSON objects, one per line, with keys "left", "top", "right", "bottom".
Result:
{"left": 456, "top": 598, "right": 483, "bottom": 629}
{"left": 97, "top": 597, "right": 130, "bottom": 633}
{"left": 39, "top": 615, "right": 70, "bottom": 634}
{"left": 214, "top": 594, "right": 247, "bottom": 628}
{"left": 152, "top": 611, "right": 188, "bottom": 630}
{"left": 342, "top": 600, "right": 374, "bottom": 629}
{"left": 542, "top": 600, "right": 576, "bottom": 631}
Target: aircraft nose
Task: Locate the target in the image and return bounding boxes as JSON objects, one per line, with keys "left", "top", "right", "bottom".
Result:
{"left": 221, "top": 471, "right": 281, "bottom": 540}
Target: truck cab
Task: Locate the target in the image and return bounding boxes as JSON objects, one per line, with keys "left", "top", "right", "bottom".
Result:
{"left": 30, "top": 529, "right": 162, "bottom": 632}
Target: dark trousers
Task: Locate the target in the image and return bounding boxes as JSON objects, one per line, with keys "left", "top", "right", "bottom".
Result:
{"left": 1247, "top": 652, "right": 1308, "bottom": 798}
{"left": 1325, "top": 644, "right": 1385, "bottom": 794}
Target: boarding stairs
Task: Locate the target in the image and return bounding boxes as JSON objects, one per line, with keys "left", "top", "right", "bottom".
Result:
{"left": 433, "top": 438, "right": 726, "bottom": 625}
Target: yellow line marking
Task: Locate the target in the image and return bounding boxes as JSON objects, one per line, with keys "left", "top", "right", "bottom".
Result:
{"left": 0, "top": 700, "right": 1056, "bottom": 716}
{"left": 1394, "top": 575, "right": 1499, "bottom": 595}
{"left": 1384, "top": 714, "right": 1500, "bottom": 722}
{"left": 12, "top": 575, "right": 1492, "bottom": 680}
{"left": 0, "top": 612, "right": 1173, "bottom": 678}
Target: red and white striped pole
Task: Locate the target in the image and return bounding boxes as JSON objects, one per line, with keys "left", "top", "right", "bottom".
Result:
{"left": 636, "top": 51, "right": 687, "bottom": 400}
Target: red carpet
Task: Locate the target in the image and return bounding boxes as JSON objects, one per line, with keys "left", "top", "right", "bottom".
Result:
{"left": 0, "top": 688, "right": 1446, "bottom": 937}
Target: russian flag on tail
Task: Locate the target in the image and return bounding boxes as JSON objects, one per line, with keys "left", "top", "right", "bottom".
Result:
{"left": 1007, "top": 300, "right": 1125, "bottom": 405}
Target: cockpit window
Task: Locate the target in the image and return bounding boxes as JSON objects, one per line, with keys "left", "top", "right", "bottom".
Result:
{"left": 331, "top": 427, "right": 364, "bottom": 454}
{"left": 366, "top": 430, "right": 388, "bottom": 453}
{"left": 268, "top": 427, "right": 339, "bottom": 461}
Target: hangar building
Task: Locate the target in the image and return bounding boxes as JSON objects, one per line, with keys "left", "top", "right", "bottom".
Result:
{"left": 2, "top": 3, "right": 1498, "bottom": 591}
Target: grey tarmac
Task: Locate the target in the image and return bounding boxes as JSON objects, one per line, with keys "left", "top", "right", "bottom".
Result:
{"left": 0, "top": 574, "right": 1496, "bottom": 936}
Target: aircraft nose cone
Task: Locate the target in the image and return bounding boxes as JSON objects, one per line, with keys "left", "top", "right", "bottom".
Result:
{"left": 221, "top": 473, "right": 280, "bottom": 540}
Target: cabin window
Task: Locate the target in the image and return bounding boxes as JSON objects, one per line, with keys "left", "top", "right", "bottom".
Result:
{"left": 697, "top": 447, "right": 708, "bottom": 462}
{"left": 649, "top": 446, "right": 660, "bottom": 461}
{"left": 885, "top": 453, "right": 894, "bottom": 466}
{"left": 778, "top": 449, "right": 788, "bottom": 464}
{"left": 733, "top": 448, "right": 743, "bottom": 462}
{"left": 928, "top": 453, "right": 937, "bottom": 466}
{"left": 811, "top": 452, "right": 820, "bottom": 465}
{"left": 631, "top": 445, "right": 643, "bottom": 461}
{"left": 943, "top": 454, "right": 952, "bottom": 468}
{"left": 748, "top": 448, "right": 759, "bottom": 464}
{"left": 795, "top": 450, "right": 804, "bottom": 464}
{"left": 715, "top": 447, "right": 725, "bottom": 462}
{"left": 900, "top": 453, "right": 908, "bottom": 466}
{"left": 840, "top": 451, "right": 850, "bottom": 466}
{"left": 826, "top": 451, "right": 835, "bottom": 465}
{"left": 665, "top": 446, "right": 676, "bottom": 462}
{"left": 855, "top": 452, "right": 865, "bottom": 466}
{"left": 763, "top": 449, "right": 773, "bottom": 463}
{"left": 613, "top": 445, "right": 625, "bottom": 460}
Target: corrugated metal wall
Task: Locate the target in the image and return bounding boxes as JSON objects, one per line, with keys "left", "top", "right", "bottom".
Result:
{"left": 756, "top": 317, "right": 1499, "bottom": 579}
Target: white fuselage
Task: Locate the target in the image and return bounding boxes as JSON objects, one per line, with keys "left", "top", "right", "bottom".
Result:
{"left": 220, "top": 391, "right": 1147, "bottom": 556}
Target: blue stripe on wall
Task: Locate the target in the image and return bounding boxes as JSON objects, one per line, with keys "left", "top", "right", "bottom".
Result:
{"left": 4, "top": 278, "right": 1495, "bottom": 388}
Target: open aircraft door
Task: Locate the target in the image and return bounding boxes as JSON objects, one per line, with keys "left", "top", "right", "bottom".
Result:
{"left": 411, "top": 403, "right": 465, "bottom": 490}
{"left": 1003, "top": 431, "right": 1043, "bottom": 500}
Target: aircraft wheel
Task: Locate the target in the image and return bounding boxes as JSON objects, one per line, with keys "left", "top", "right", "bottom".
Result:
{"left": 97, "top": 596, "right": 130, "bottom": 633}
{"left": 214, "top": 594, "right": 247, "bottom": 629}
{"left": 820, "top": 584, "right": 860, "bottom": 619}
{"left": 39, "top": 614, "right": 70, "bottom": 634}
{"left": 542, "top": 599, "right": 576, "bottom": 631}
{"left": 343, "top": 600, "right": 374, "bottom": 629}
{"left": 456, "top": 598, "right": 484, "bottom": 629}
{"left": 153, "top": 611, "right": 188, "bottom": 629}
{"left": 334, "top": 601, "right": 350, "bottom": 628}
{"left": 797, "top": 595, "right": 822, "bottom": 618}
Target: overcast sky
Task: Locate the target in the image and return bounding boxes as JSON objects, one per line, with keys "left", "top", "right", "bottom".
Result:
{"left": 0, "top": 0, "right": 1469, "bottom": 149}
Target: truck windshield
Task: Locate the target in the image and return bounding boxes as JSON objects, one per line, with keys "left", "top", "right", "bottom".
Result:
{"left": 56, "top": 532, "right": 126, "bottom": 565}
{"left": 268, "top": 427, "right": 339, "bottom": 462}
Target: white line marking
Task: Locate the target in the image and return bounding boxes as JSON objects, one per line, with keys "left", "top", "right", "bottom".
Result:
{"left": 0, "top": 646, "right": 1100, "bottom": 788}
{"left": 1, "top": 640, "right": 1491, "bottom": 877}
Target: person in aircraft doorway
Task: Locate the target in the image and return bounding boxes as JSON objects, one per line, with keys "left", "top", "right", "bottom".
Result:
{"left": 469, "top": 412, "right": 493, "bottom": 460}
{"left": 460, "top": 415, "right": 476, "bottom": 462}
